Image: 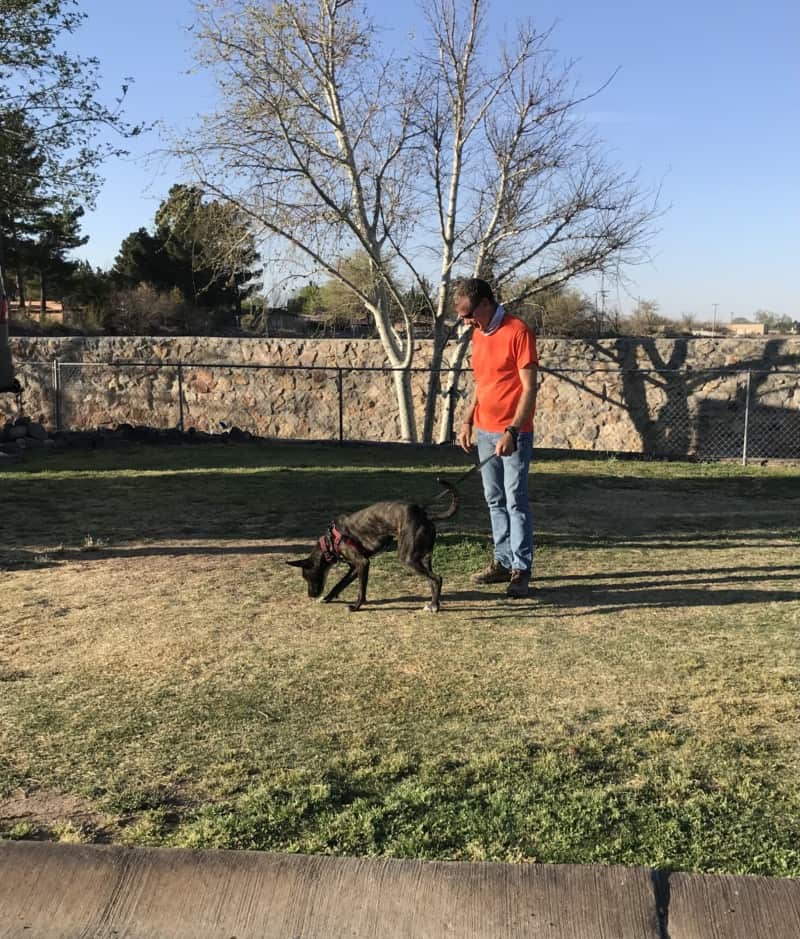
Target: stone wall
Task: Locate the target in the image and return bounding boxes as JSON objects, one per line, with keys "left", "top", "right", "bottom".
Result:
{"left": 3, "top": 335, "right": 800, "bottom": 457}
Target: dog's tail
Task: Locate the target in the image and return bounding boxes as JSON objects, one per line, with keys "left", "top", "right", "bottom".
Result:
{"left": 426, "top": 478, "right": 460, "bottom": 520}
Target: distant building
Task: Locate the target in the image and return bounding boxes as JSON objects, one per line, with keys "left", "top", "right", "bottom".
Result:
{"left": 265, "top": 309, "right": 382, "bottom": 338}
{"left": 727, "top": 321, "right": 767, "bottom": 337}
{"left": 265, "top": 308, "right": 315, "bottom": 336}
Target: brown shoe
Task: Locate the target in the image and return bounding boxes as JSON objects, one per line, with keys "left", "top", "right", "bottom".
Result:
{"left": 506, "top": 569, "right": 531, "bottom": 598}
{"left": 472, "top": 560, "right": 512, "bottom": 584}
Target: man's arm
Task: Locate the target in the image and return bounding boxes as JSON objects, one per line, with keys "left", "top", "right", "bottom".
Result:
{"left": 496, "top": 365, "right": 537, "bottom": 456}
{"left": 509, "top": 365, "right": 538, "bottom": 429}
{"left": 457, "top": 389, "right": 479, "bottom": 452}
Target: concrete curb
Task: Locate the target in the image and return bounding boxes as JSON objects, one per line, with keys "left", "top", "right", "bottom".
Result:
{"left": 1, "top": 841, "right": 798, "bottom": 938}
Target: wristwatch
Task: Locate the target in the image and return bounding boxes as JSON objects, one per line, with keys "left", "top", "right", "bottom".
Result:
{"left": 504, "top": 425, "right": 519, "bottom": 442}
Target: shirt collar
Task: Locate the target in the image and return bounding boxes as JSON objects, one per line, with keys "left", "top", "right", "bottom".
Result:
{"left": 482, "top": 303, "right": 506, "bottom": 336}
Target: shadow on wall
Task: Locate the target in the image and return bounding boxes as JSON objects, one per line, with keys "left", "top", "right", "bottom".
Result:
{"left": 586, "top": 338, "right": 800, "bottom": 459}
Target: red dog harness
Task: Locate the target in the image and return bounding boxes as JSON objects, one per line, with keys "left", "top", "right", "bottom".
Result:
{"left": 318, "top": 522, "right": 371, "bottom": 563}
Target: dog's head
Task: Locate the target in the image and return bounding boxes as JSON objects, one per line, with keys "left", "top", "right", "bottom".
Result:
{"left": 286, "top": 546, "right": 331, "bottom": 598}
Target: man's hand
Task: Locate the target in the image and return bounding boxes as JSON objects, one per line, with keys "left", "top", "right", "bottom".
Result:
{"left": 495, "top": 431, "right": 517, "bottom": 457}
{"left": 457, "top": 421, "right": 474, "bottom": 453}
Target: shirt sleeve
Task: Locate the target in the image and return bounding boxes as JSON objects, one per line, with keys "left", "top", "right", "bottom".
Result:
{"left": 513, "top": 324, "right": 538, "bottom": 369}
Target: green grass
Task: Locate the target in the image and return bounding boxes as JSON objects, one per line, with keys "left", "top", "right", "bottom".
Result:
{"left": 1, "top": 442, "right": 798, "bottom": 875}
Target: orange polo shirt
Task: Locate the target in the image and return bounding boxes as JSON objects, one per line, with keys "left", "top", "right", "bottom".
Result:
{"left": 472, "top": 313, "right": 538, "bottom": 433}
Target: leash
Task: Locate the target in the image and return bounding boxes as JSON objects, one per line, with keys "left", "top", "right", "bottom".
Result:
{"left": 431, "top": 451, "right": 497, "bottom": 501}
{"left": 450, "top": 451, "right": 498, "bottom": 485}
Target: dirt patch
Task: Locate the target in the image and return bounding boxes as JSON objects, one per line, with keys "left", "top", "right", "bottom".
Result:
{"left": 0, "top": 788, "right": 110, "bottom": 841}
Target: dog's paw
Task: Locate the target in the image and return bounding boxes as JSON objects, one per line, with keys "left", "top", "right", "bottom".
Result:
{"left": 423, "top": 602, "right": 440, "bottom": 613}
{"left": 348, "top": 603, "right": 362, "bottom": 612}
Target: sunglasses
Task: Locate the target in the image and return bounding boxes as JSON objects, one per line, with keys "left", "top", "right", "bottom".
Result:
{"left": 456, "top": 298, "right": 484, "bottom": 320}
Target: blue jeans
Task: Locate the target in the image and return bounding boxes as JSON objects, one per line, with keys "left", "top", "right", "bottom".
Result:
{"left": 476, "top": 429, "right": 534, "bottom": 573}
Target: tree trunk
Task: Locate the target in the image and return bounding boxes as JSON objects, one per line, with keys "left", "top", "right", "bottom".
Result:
{"left": 16, "top": 267, "right": 26, "bottom": 310}
{"left": 436, "top": 328, "right": 472, "bottom": 443}
{"left": 368, "top": 280, "right": 417, "bottom": 443}
{"left": 8, "top": 226, "right": 26, "bottom": 309}
{"left": 40, "top": 269, "right": 47, "bottom": 318}
{"left": 392, "top": 366, "right": 417, "bottom": 443}
{"left": 422, "top": 318, "right": 448, "bottom": 444}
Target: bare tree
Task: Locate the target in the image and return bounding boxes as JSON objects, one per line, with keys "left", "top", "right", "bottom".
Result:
{"left": 506, "top": 285, "right": 597, "bottom": 338}
{"left": 317, "top": 250, "right": 397, "bottom": 331}
{"left": 625, "top": 298, "right": 666, "bottom": 336}
{"left": 419, "top": 0, "right": 660, "bottom": 440}
{"left": 183, "top": 0, "right": 658, "bottom": 442}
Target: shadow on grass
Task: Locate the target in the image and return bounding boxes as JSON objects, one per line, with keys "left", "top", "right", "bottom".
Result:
{"left": 333, "top": 588, "right": 542, "bottom": 616}
{"left": 77, "top": 543, "right": 312, "bottom": 560}
{"left": 538, "top": 563, "right": 800, "bottom": 582}
{"left": 3, "top": 442, "right": 798, "bottom": 559}
{"left": 0, "top": 542, "right": 313, "bottom": 571}
{"left": 537, "top": 583, "right": 800, "bottom": 616}
{"left": 292, "top": 565, "right": 800, "bottom": 615}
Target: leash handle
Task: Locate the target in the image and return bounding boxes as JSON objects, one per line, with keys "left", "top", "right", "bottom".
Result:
{"left": 431, "top": 451, "right": 497, "bottom": 501}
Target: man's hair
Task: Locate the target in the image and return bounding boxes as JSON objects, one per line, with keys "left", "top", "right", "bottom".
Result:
{"left": 453, "top": 278, "right": 495, "bottom": 307}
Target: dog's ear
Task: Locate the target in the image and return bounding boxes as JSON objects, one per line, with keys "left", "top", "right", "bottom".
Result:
{"left": 286, "top": 558, "right": 311, "bottom": 569}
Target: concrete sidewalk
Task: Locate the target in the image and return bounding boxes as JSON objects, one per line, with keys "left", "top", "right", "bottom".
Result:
{"left": 0, "top": 841, "right": 798, "bottom": 938}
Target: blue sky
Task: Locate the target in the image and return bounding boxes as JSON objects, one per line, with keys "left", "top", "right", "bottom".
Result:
{"left": 64, "top": 0, "right": 798, "bottom": 320}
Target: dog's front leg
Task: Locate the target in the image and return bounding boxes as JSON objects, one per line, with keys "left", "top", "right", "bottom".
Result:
{"left": 349, "top": 559, "right": 370, "bottom": 612}
{"left": 322, "top": 565, "right": 358, "bottom": 603}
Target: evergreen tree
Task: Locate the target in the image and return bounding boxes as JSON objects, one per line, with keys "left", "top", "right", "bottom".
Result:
{"left": 1, "top": 0, "right": 139, "bottom": 310}
{"left": 0, "top": 109, "right": 47, "bottom": 307}
{"left": 113, "top": 185, "right": 262, "bottom": 329}
{"left": 27, "top": 205, "right": 88, "bottom": 314}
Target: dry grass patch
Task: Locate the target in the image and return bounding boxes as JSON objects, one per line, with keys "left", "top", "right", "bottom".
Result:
{"left": 1, "top": 443, "right": 799, "bottom": 873}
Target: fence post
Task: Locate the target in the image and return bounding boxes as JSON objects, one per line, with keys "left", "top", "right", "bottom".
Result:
{"left": 177, "top": 363, "right": 185, "bottom": 433}
{"left": 337, "top": 367, "right": 343, "bottom": 443}
{"left": 742, "top": 370, "right": 751, "bottom": 466}
{"left": 52, "top": 359, "right": 61, "bottom": 432}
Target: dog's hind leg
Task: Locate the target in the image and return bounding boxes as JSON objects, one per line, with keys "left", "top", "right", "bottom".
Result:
{"left": 322, "top": 565, "right": 358, "bottom": 603}
{"left": 397, "top": 521, "right": 442, "bottom": 612}
{"left": 406, "top": 553, "right": 442, "bottom": 612}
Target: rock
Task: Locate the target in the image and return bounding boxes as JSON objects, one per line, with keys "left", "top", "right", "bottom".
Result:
{"left": 26, "top": 421, "right": 48, "bottom": 440}
{"left": 191, "top": 368, "right": 217, "bottom": 394}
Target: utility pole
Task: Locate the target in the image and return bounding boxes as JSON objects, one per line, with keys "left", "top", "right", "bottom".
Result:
{"left": 712, "top": 303, "right": 719, "bottom": 336}
{"left": 596, "top": 287, "right": 607, "bottom": 334}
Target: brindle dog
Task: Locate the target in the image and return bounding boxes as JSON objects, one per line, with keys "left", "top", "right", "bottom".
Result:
{"left": 287, "top": 479, "right": 459, "bottom": 612}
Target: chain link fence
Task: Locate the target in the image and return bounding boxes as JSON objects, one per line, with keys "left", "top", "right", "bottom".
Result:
{"left": 7, "top": 360, "right": 800, "bottom": 463}
{"left": 0, "top": 359, "right": 57, "bottom": 428}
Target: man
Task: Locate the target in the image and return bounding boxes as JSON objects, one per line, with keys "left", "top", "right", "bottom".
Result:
{"left": 454, "top": 278, "right": 538, "bottom": 598}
